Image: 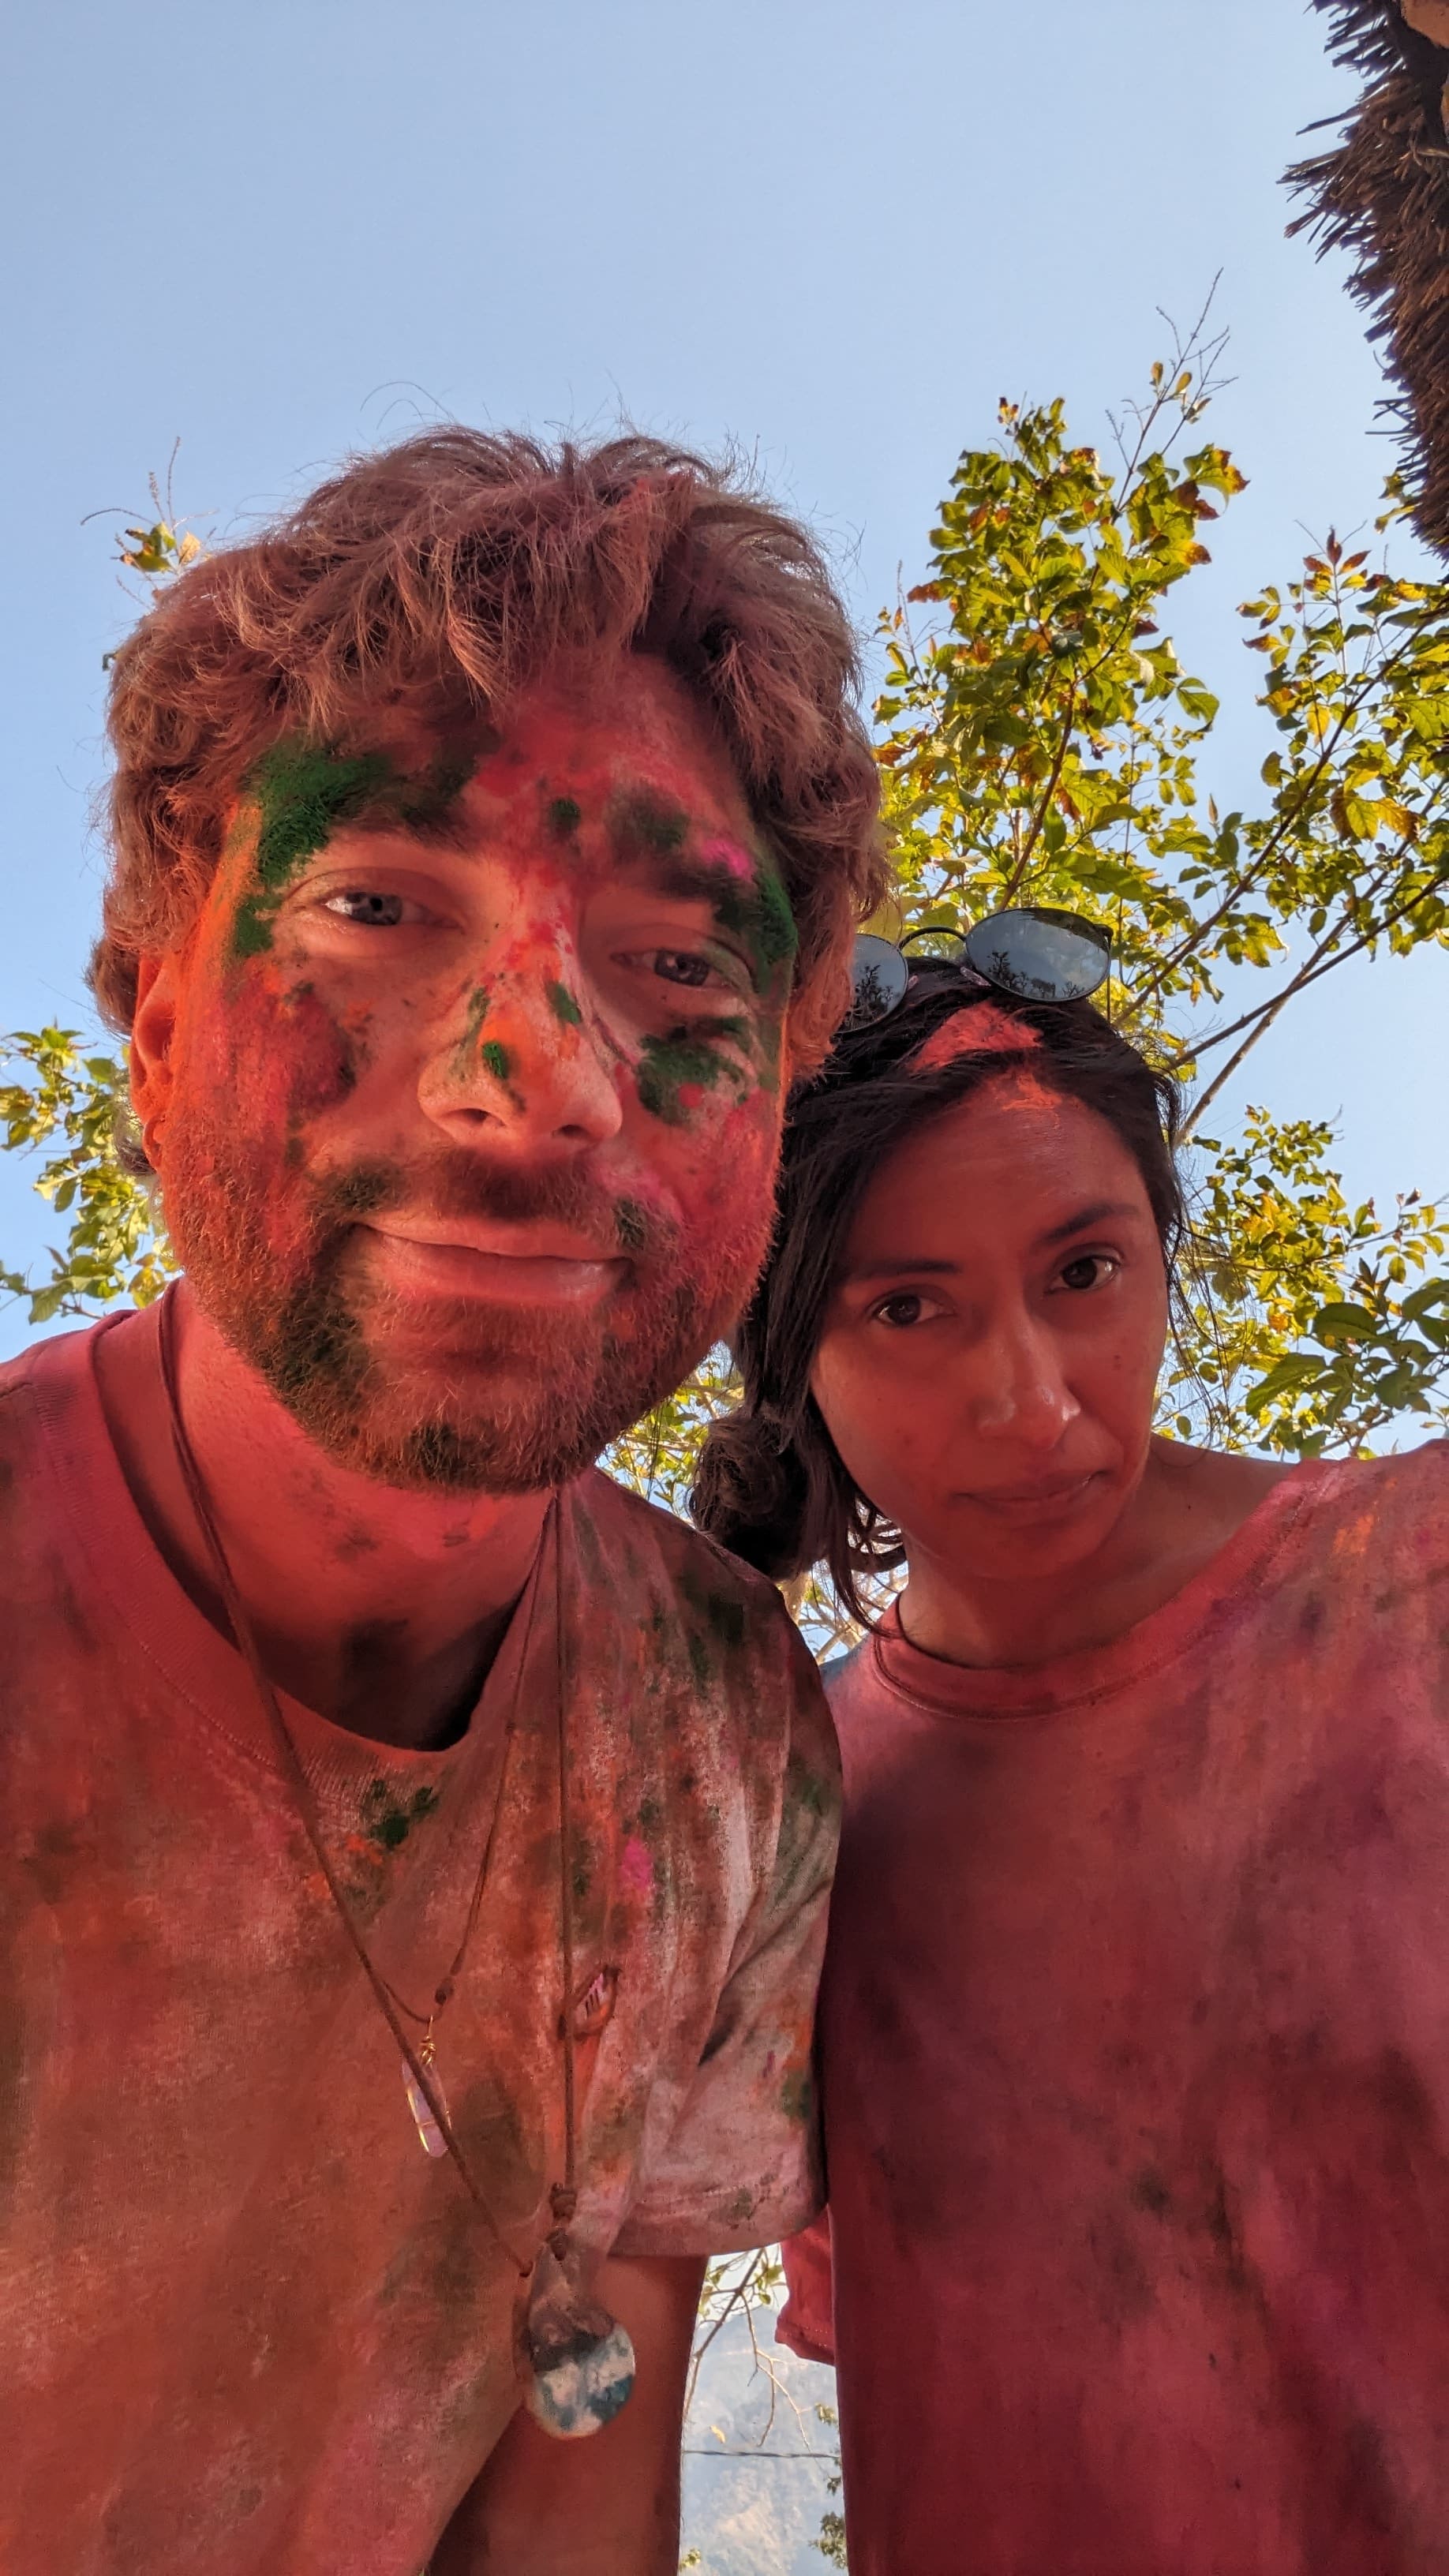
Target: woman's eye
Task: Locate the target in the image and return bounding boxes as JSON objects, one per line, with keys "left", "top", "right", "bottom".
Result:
{"left": 871, "top": 1291, "right": 938, "bottom": 1329}
{"left": 322, "top": 889, "right": 420, "bottom": 928}
{"left": 1057, "top": 1252, "right": 1119, "bottom": 1292}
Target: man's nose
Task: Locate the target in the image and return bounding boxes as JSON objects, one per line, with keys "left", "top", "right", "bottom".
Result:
{"left": 417, "top": 951, "right": 624, "bottom": 1154}
{"left": 967, "top": 1309, "right": 1080, "bottom": 1446}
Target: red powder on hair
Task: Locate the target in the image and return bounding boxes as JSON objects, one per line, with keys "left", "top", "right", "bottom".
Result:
{"left": 909, "top": 1003, "right": 1043, "bottom": 1073}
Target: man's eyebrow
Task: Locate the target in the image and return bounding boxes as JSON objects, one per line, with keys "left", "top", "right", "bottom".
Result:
{"left": 345, "top": 800, "right": 474, "bottom": 852}
{"left": 1033, "top": 1198, "right": 1142, "bottom": 1250}
{"left": 607, "top": 840, "right": 759, "bottom": 908}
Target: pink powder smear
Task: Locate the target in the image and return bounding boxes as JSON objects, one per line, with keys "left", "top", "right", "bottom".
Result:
{"left": 620, "top": 1837, "right": 654, "bottom": 1896}
{"left": 909, "top": 1002, "right": 1043, "bottom": 1073}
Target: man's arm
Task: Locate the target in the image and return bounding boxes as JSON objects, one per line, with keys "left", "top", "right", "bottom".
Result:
{"left": 430, "top": 2252, "right": 706, "bottom": 2575}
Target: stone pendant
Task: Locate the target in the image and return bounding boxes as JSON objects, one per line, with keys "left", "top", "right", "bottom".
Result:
{"left": 522, "top": 2237, "right": 636, "bottom": 2440}
{"left": 402, "top": 2051, "right": 448, "bottom": 2159}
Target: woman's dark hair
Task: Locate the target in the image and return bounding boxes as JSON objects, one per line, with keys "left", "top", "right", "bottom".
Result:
{"left": 690, "top": 973, "right": 1185, "bottom": 1620}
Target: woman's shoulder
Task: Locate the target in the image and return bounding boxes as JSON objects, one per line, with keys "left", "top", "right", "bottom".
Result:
{"left": 1299, "top": 1436, "right": 1448, "bottom": 1527}
{"left": 1299, "top": 1436, "right": 1449, "bottom": 1585}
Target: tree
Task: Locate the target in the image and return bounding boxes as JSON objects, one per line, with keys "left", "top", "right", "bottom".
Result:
{"left": 6, "top": 320, "right": 1448, "bottom": 1583}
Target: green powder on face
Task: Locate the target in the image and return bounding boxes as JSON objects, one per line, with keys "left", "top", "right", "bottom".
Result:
{"left": 548, "top": 796, "right": 582, "bottom": 839}
{"left": 635, "top": 1026, "right": 748, "bottom": 1126}
{"left": 711, "top": 858, "right": 799, "bottom": 989}
{"left": 234, "top": 742, "right": 394, "bottom": 958}
{"left": 459, "top": 983, "right": 490, "bottom": 1046}
{"left": 480, "top": 1039, "right": 512, "bottom": 1084}
{"left": 547, "top": 979, "right": 582, "bottom": 1027}
{"left": 620, "top": 790, "right": 690, "bottom": 853}
{"left": 231, "top": 735, "right": 480, "bottom": 960}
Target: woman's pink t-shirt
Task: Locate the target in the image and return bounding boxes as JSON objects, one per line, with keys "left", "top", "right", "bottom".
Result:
{"left": 781, "top": 1445, "right": 1449, "bottom": 2575}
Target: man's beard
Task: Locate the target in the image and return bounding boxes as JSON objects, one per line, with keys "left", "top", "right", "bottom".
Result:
{"left": 160, "top": 1126, "right": 772, "bottom": 1496}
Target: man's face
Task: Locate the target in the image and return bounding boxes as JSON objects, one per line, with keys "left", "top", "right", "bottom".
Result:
{"left": 133, "top": 657, "right": 798, "bottom": 1492}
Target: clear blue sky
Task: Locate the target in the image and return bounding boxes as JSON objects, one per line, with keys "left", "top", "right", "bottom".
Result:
{"left": 2, "top": 0, "right": 1443, "bottom": 1356}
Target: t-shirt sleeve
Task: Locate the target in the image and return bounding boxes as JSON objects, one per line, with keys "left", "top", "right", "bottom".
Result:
{"left": 776, "top": 2207, "right": 836, "bottom": 2364}
{"left": 611, "top": 1620, "right": 840, "bottom": 2259}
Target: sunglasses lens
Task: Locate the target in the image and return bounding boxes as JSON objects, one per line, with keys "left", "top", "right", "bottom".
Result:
{"left": 961, "top": 907, "right": 1110, "bottom": 1003}
{"left": 847, "top": 934, "right": 912, "bottom": 1025}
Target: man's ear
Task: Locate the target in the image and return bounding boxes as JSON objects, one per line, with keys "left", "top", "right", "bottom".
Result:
{"left": 129, "top": 953, "right": 182, "bottom": 1133}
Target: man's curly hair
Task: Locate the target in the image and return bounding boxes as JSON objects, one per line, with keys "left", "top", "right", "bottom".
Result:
{"left": 95, "top": 429, "right": 886, "bottom": 1073}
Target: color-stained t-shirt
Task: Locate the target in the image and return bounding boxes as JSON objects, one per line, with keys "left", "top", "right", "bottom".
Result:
{"left": 778, "top": 1445, "right": 1449, "bottom": 2576}
{"left": 0, "top": 1311, "right": 838, "bottom": 2576}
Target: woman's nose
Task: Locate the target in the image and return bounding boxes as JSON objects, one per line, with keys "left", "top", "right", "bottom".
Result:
{"left": 418, "top": 960, "right": 624, "bottom": 1153}
{"left": 968, "top": 1314, "right": 1080, "bottom": 1445}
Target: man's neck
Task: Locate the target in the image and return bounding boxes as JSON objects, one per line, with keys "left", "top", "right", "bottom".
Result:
{"left": 93, "top": 1287, "right": 552, "bottom": 1750}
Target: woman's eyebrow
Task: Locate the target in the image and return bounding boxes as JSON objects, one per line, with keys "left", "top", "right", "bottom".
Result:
{"left": 842, "top": 1254, "right": 961, "bottom": 1283}
{"left": 1033, "top": 1198, "right": 1140, "bottom": 1250}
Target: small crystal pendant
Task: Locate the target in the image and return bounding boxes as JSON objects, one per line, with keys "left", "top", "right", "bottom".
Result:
{"left": 402, "top": 2049, "right": 448, "bottom": 2159}
{"left": 522, "top": 2236, "right": 636, "bottom": 2440}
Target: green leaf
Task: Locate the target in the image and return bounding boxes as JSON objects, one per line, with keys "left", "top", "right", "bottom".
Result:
{"left": 1310, "top": 1302, "right": 1381, "bottom": 1348}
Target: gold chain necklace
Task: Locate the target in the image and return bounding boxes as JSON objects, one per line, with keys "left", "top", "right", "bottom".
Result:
{"left": 156, "top": 1286, "right": 635, "bottom": 2440}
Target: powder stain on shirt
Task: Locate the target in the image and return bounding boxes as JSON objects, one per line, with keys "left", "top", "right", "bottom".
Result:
{"left": 360, "top": 1781, "right": 441, "bottom": 1853}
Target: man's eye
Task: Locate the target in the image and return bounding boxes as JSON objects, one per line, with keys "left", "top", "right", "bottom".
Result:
{"left": 647, "top": 949, "right": 714, "bottom": 988}
{"left": 322, "top": 889, "right": 415, "bottom": 928}
{"left": 1057, "top": 1253, "right": 1119, "bottom": 1292}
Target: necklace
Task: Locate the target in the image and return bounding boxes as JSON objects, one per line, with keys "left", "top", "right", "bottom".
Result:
{"left": 155, "top": 1286, "right": 635, "bottom": 2440}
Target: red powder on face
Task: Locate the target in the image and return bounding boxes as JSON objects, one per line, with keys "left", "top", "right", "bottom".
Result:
{"left": 909, "top": 1003, "right": 1043, "bottom": 1073}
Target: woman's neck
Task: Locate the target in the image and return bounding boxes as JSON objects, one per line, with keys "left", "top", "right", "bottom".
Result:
{"left": 897, "top": 1436, "right": 1291, "bottom": 1671}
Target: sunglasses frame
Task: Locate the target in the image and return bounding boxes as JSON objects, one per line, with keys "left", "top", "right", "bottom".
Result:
{"left": 848, "top": 904, "right": 1113, "bottom": 1028}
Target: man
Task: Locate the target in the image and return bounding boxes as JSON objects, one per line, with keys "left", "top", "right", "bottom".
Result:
{"left": 2, "top": 429, "right": 883, "bottom": 2572}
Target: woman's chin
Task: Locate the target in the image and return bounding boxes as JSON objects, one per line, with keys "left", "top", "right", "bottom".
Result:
{"left": 934, "top": 1481, "right": 1125, "bottom": 1584}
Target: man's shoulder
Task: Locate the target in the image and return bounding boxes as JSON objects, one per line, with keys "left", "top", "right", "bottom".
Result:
{"left": 566, "top": 1468, "right": 829, "bottom": 1743}
{"left": 572, "top": 1465, "right": 798, "bottom": 1631}
{"left": 0, "top": 1325, "right": 91, "bottom": 1490}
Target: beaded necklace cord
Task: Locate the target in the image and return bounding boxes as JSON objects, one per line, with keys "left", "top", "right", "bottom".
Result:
{"left": 155, "top": 1284, "right": 635, "bottom": 2438}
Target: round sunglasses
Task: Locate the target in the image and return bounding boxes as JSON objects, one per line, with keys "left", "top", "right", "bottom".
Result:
{"left": 847, "top": 904, "right": 1112, "bottom": 1028}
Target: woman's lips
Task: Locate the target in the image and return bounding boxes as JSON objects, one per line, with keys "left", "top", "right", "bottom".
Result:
{"left": 360, "top": 1220, "right": 628, "bottom": 1305}
{"left": 955, "top": 1471, "right": 1103, "bottom": 1521}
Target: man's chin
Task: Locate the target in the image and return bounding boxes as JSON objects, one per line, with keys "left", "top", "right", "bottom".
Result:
{"left": 240, "top": 1283, "right": 712, "bottom": 1497}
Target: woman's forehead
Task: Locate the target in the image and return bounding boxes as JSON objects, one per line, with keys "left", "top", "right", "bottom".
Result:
{"left": 850, "top": 1079, "right": 1151, "bottom": 1248}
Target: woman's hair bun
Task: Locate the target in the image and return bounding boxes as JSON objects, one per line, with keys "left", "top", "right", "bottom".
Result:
{"left": 690, "top": 1406, "right": 811, "bottom": 1580}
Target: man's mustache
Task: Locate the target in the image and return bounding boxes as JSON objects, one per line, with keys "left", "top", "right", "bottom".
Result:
{"left": 310, "top": 1151, "right": 671, "bottom": 1258}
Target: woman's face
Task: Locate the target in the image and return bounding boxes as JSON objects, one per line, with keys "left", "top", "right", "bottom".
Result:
{"left": 809, "top": 1074, "right": 1170, "bottom": 1588}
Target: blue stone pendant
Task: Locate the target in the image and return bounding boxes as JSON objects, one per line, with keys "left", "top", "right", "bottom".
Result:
{"left": 522, "top": 2240, "right": 636, "bottom": 2440}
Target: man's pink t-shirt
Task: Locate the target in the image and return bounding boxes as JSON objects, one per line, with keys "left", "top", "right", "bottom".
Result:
{"left": 0, "top": 1312, "right": 838, "bottom": 2573}
{"left": 780, "top": 1446, "right": 1449, "bottom": 2575}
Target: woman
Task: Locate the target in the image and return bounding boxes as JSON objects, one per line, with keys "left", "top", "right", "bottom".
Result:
{"left": 691, "top": 952, "right": 1449, "bottom": 2576}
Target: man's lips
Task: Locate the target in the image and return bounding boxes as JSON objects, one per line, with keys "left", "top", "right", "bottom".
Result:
{"left": 360, "top": 1217, "right": 629, "bottom": 1306}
